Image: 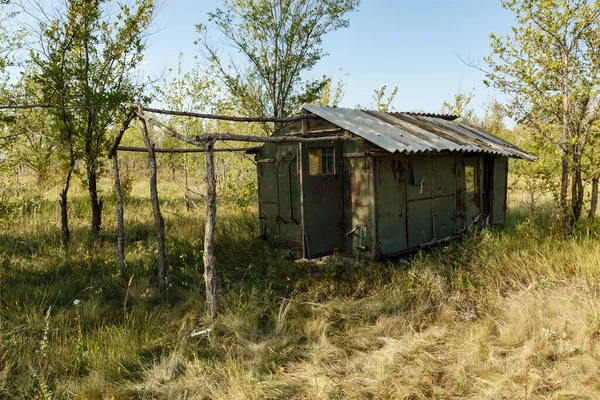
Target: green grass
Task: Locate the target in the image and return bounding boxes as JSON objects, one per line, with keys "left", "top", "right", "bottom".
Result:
{"left": 2, "top": 172, "right": 600, "bottom": 398}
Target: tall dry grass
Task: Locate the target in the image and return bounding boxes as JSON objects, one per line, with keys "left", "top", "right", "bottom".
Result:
{"left": 1, "top": 170, "right": 600, "bottom": 398}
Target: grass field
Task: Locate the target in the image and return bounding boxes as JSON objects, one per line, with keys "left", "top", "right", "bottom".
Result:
{"left": 2, "top": 170, "right": 600, "bottom": 399}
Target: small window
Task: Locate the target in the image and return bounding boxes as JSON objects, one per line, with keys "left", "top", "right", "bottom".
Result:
{"left": 309, "top": 147, "right": 335, "bottom": 175}
{"left": 465, "top": 164, "right": 476, "bottom": 192}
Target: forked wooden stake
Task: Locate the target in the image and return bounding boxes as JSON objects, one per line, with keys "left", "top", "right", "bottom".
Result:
{"left": 139, "top": 116, "right": 168, "bottom": 290}
{"left": 203, "top": 140, "right": 218, "bottom": 318}
{"left": 113, "top": 152, "right": 125, "bottom": 270}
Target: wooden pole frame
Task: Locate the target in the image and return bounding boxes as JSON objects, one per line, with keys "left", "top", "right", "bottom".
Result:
{"left": 203, "top": 140, "right": 218, "bottom": 319}
{"left": 113, "top": 152, "right": 125, "bottom": 270}
{"left": 138, "top": 114, "right": 168, "bottom": 290}
{"left": 109, "top": 104, "right": 363, "bottom": 318}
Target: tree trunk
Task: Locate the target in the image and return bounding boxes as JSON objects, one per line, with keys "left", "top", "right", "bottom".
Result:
{"left": 88, "top": 164, "right": 103, "bottom": 235}
{"left": 559, "top": 52, "right": 571, "bottom": 235}
{"left": 589, "top": 176, "right": 599, "bottom": 220}
{"left": 570, "top": 153, "right": 584, "bottom": 224}
{"left": 203, "top": 142, "right": 218, "bottom": 319}
{"left": 140, "top": 117, "right": 167, "bottom": 290}
{"left": 59, "top": 167, "right": 73, "bottom": 245}
{"left": 113, "top": 153, "right": 125, "bottom": 270}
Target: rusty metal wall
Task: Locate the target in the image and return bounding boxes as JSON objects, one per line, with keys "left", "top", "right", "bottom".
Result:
{"left": 257, "top": 143, "right": 277, "bottom": 239}
{"left": 342, "top": 140, "right": 375, "bottom": 259}
{"left": 257, "top": 134, "right": 510, "bottom": 259}
{"left": 275, "top": 143, "right": 302, "bottom": 246}
{"left": 492, "top": 156, "right": 508, "bottom": 224}
{"left": 373, "top": 154, "right": 408, "bottom": 257}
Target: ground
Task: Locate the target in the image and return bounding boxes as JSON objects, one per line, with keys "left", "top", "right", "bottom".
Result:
{"left": 2, "top": 170, "right": 600, "bottom": 399}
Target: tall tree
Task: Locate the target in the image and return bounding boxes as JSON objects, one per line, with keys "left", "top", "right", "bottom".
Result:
{"left": 197, "top": 0, "right": 360, "bottom": 131}
{"left": 30, "top": 0, "right": 155, "bottom": 238}
{"left": 484, "top": 0, "right": 600, "bottom": 233}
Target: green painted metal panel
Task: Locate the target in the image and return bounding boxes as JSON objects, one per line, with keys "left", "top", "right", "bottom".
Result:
{"left": 408, "top": 199, "right": 432, "bottom": 248}
{"left": 493, "top": 156, "right": 508, "bottom": 224}
{"left": 463, "top": 156, "right": 482, "bottom": 228}
{"left": 375, "top": 155, "right": 407, "bottom": 256}
{"left": 432, "top": 155, "right": 456, "bottom": 239}
{"left": 276, "top": 144, "right": 302, "bottom": 245}
{"left": 257, "top": 161, "right": 277, "bottom": 238}
{"left": 344, "top": 156, "right": 374, "bottom": 258}
{"left": 407, "top": 156, "right": 432, "bottom": 200}
{"left": 433, "top": 155, "right": 456, "bottom": 196}
{"left": 433, "top": 197, "right": 455, "bottom": 239}
{"left": 302, "top": 140, "right": 344, "bottom": 258}
{"left": 455, "top": 154, "right": 466, "bottom": 231}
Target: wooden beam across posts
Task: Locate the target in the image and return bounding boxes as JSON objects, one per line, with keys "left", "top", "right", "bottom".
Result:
{"left": 134, "top": 104, "right": 319, "bottom": 123}
{"left": 203, "top": 140, "right": 218, "bottom": 319}
{"left": 135, "top": 111, "right": 361, "bottom": 146}
{"left": 139, "top": 116, "right": 168, "bottom": 290}
{"left": 115, "top": 146, "right": 261, "bottom": 153}
{"left": 113, "top": 152, "right": 125, "bottom": 270}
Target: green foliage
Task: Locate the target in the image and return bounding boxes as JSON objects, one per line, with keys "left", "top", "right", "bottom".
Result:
{"left": 29, "top": 0, "right": 155, "bottom": 233}
{"left": 197, "top": 0, "right": 360, "bottom": 129}
{"left": 310, "top": 70, "right": 347, "bottom": 107}
{"left": 485, "top": 0, "right": 600, "bottom": 228}
{"left": 441, "top": 89, "right": 478, "bottom": 124}
{"left": 372, "top": 85, "right": 398, "bottom": 112}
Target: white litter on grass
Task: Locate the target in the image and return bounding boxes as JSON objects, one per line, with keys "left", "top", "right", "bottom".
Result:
{"left": 190, "top": 324, "right": 214, "bottom": 337}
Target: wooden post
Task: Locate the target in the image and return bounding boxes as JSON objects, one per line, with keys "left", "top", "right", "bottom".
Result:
{"left": 113, "top": 151, "right": 125, "bottom": 270}
{"left": 184, "top": 154, "right": 191, "bottom": 211}
{"left": 203, "top": 140, "right": 218, "bottom": 318}
{"left": 139, "top": 117, "right": 167, "bottom": 290}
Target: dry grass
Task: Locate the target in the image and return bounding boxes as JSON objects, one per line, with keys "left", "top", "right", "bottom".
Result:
{"left": 2, "top": 168, "right": 600, "bottom": 399}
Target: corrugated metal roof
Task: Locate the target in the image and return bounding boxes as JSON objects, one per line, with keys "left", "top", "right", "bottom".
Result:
{"left": 301, "top": 105, "right": 536, "bottom": 161}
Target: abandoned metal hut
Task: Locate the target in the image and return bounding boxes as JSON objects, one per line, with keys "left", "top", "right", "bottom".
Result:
{"left": 254, "top": 105, "right": 536, "bottom": 260}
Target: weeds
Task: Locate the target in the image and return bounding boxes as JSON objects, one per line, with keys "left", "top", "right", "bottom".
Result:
{"left": 1, "top": 173, "right": 600, "bottom": 398}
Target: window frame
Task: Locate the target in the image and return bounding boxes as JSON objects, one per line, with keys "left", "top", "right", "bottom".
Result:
{"left": 308, "top": 146, "right": 336, "bottom": 176}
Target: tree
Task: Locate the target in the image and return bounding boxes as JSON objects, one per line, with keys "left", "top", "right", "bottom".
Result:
{"left": 441, "top": 89, "right": 478, "bottom": 124}
{"left": 5, "top": 70, "right": 56, "bottom": 189}
{"left": 154, "top": 54, "right": 216, "bottom": 209}
{"left": 197, "top": 0, "right": 360, "bottom": 131}
{"left": 0, "top": 1, "right": 26, "bottom": 73}
{"left": 30, "top": 0, "right": 155, "bottom": 239}
{"left": 372, "top": 85, "right": 398, "bottom": 112}
{"left": 484, "top": 0, "right": 600, "bottom": 233}
{"left": 311, "top": 70, "right": 347, "bottom": 107}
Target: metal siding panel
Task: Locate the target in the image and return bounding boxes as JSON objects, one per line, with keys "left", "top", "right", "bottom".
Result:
{"left": 493, "top": 156, "right": 508, "bottom": 224}
{"left": 455, "top": 153, "right": 466, "bottom": 231}
{"left": 344, "top": 156, "right": 374, "bottom": 258}
{"left": 408, "top": 199, "right": 433, "bottom": 248}
{"left": 433, "top": 197, "right": 456, "bottom": 239}
{"left": 433, "top": 155, "right": 456, "bottom": 196}
{"left": 257, "top": 161, "right": 277, "bottom": 238}
{"left": 276, "top": 144, "right": 302, "bottom": 245}
{"left": 407, "top": 156, "right": 432, "bottom": 200}
{"left": 375, "top": 154, "right": 408, "bottom": 255}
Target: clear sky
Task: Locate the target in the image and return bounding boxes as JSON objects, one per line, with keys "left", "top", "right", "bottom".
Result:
{"left": 28, "top": 0, "right": 519, "bottom": 117}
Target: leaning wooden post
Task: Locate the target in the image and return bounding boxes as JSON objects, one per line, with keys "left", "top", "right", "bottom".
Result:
{"left": 139, "top": 114, "right": 168, "bottom": 290}
{"left": 203, "top": 139, "right": 218, "bottom": 318}
{"left": 113, "top": 151, "right": 126, "bottom": 271}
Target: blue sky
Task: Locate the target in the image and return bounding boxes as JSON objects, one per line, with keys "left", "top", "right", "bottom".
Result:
{"left": 28, "top": 0, "right": 517, "bottom": 117}
{"left": 145, "top": 0, "right": 516, "bottom": 117}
